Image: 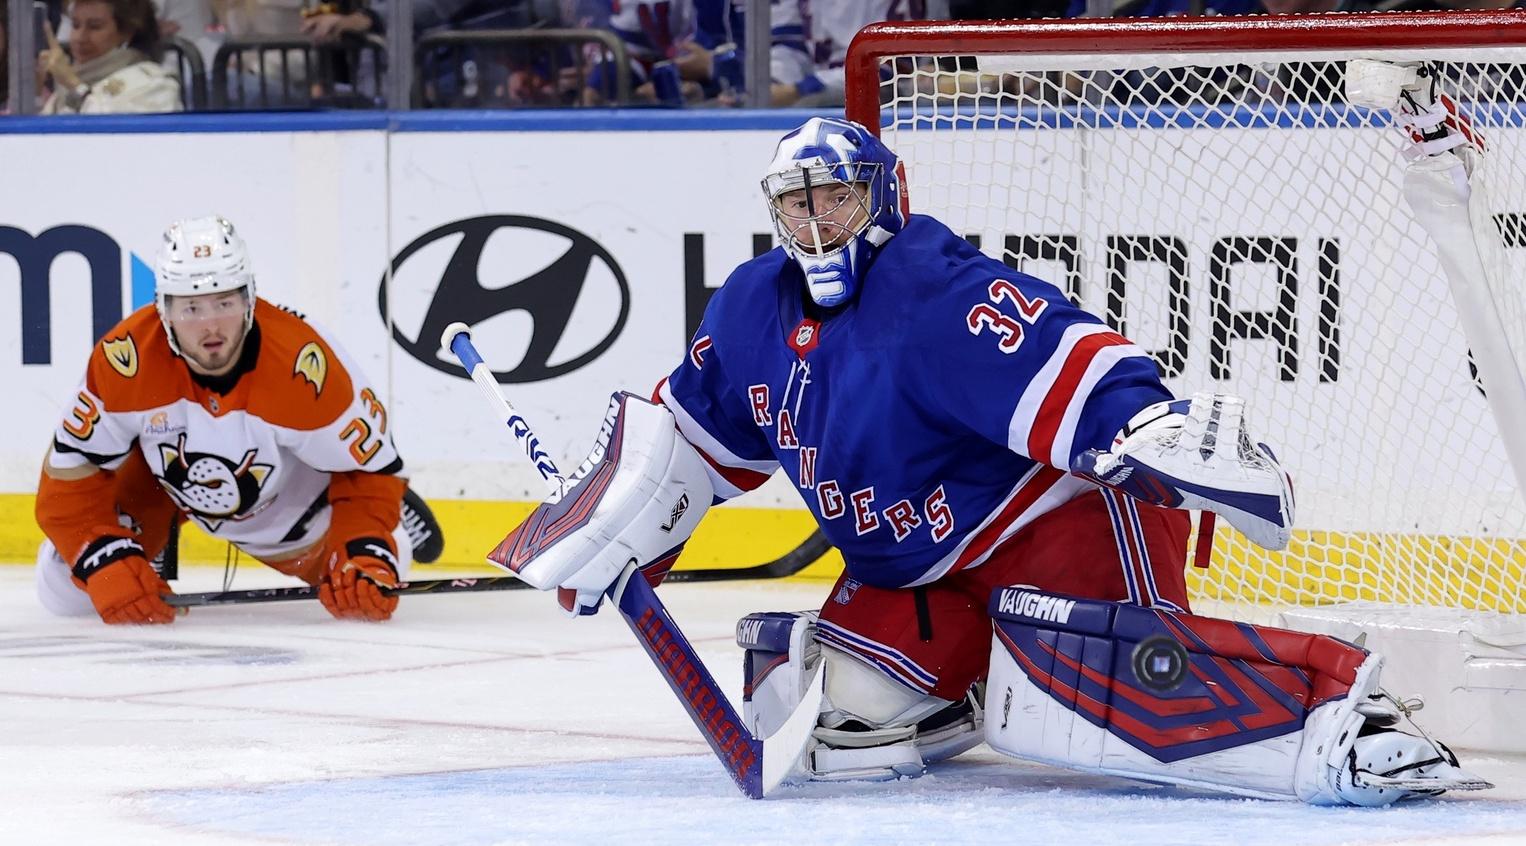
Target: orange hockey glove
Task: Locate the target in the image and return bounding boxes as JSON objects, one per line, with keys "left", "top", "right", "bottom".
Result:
{"left": 318, "top": 537, "right": 400, "bottom": 621}
{"left": 70, "top": 536, "right": 177, "bottom": 625}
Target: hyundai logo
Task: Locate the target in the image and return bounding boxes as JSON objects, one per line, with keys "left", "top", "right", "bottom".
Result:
{"left": 379, "top": 215, "right": 630, "bottom": 383}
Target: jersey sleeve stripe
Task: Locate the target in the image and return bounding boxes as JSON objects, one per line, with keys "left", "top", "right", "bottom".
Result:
{"left": 657, "top": 379, "right": 777, "bottom": 498}
{"left": 1035, "top": 340, "right": 1150, "bottom": 469}
{"left": 1026, "top": 331, "right": 1133, "bottom": 464}
{"left": 51, "top": 438, "right": 135, "bottom": 468}
{"left": 1009, "top": 325, "right": 1146, "bottom": 467}
{"left": 1007, "top": 323, "right": 1113, "bottom": 461}
{"left": 696, "top": 446, "right": 773, "bottom": 500}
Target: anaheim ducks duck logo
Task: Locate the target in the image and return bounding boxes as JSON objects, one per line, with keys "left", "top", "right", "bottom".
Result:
{"left": 295, "top": 342, "right": 328, "bottom": 395}
{"left": 157, "top": 433, "right": 275, "bottom": 530}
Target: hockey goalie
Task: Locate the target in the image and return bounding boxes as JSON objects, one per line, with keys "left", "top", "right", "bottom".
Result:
{"left": 490, "top": 114, "right": 1491, "bottom": 804}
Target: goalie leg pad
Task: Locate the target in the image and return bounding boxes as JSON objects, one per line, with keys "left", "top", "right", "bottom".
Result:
{"left": 738, "top": 611, "right": 983, "bottom": 782}
{"left": 488, "top": 392, "right": 713, "bottom": 615}
{"left": 984, "top": 588, "right": 1491, "bottom": 805}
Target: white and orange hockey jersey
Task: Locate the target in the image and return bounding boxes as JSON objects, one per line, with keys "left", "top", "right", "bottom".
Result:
{"left": 41, "top": 299, "right": 405, "bottom": 564}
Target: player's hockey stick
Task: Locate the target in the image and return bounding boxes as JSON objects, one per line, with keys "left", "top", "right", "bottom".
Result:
{"left": 442, "top": 321, "right": 824, "bottom": 800}
{"left": 165, "top": 536, "right": 831, "bottom": 608}
{"left": 166, "top": 576, "right": 522, "bottom": 607}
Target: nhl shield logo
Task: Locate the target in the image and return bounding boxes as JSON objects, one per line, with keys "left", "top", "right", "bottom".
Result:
{"left": 789, "top": 318, "right": 821, "bottom": 358}
{"left": 833, "top": 578, "right": 861, "bottom": 605}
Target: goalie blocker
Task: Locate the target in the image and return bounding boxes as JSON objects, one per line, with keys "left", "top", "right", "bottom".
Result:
{"left": 486, "top": 391, "right": 713, "bottom": 615}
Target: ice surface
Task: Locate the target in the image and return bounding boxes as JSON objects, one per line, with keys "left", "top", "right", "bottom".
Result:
{"left": 3, "top": 567, "right": 1524, "bottom": 846}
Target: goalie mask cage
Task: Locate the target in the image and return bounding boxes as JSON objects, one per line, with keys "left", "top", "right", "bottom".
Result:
{"left": 846, "top": 11, "right": 1526, "bottom": 750}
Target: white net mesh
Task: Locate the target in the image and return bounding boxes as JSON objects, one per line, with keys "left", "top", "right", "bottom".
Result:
{"left": 861, "top": 24, "right": 1526, "bottom": 614}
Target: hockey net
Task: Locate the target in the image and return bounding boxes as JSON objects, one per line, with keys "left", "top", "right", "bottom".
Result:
{"left": 846, "top": 12, "right": 1526, "bottom": 620}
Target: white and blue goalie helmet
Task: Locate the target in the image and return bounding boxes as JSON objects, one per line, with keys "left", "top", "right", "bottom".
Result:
{"left": 762, "top": 117, "right": 908, "bottom": 308}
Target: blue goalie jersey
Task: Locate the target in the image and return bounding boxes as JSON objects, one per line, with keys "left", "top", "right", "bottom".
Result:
{"left": 659, "top": 215, "right": 1173, "bottom": 589}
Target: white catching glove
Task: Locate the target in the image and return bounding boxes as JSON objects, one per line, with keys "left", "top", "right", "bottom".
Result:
{"left": 487, "top": 392, "right": 713, "bottom": 616}
{"left": 1071, "top": 392, "right": 1295, "bottom": 550}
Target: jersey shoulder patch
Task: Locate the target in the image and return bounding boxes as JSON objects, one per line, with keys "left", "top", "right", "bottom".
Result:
{"left": 245, "top": 299, "right": 355, "bottom": 431}
{"left": 85, "top": 305, "right": 184, "bottom": 412}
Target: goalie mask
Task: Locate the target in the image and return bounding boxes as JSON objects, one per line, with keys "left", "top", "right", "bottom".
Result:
{"left": 762, "top": 117, "right": 908, "bottom": 308}
{"left": 154, "top": 215, "right": 255, "bottom": 358}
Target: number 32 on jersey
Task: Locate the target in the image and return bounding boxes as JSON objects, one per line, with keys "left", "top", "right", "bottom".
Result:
{"left": 966, "top": 279, "right": 1048, "bottom": 354}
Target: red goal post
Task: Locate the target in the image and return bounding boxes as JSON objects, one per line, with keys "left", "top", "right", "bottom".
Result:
{"left": 843, "top": 11, "right": 1526, "bottom": 751}
{"left": 845, "top": 11, "right": 1526, "bottom": 126}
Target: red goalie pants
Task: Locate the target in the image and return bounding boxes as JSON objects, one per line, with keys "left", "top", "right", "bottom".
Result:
{"left": 816, "top": 489, "right": 1192, "bottom": 702}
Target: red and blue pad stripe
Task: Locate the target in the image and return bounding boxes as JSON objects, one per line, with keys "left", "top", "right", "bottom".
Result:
{"left": 487, "top": 394, "right": 631, "bottom": 578}
{"left": 989, "top": 588, "right": 1367, "bottom": 763}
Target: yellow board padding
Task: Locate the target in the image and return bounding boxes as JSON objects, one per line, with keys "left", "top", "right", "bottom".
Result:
{"left": 7, "top": 489, "right": 1522, "bottom": 611}
{"left": 0, "top": 493, "right": 846, "bottom": 581}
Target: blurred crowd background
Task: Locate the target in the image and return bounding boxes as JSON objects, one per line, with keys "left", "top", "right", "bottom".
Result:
{"left": 1, "top": 0, "right": 1519, "bottom": 115}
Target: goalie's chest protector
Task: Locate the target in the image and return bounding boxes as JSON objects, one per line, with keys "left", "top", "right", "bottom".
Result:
{"left": 696, "top": 217, "right": 1169, "bottom": 589}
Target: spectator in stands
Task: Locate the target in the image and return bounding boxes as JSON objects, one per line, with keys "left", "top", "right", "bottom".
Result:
{"left": 765, "top": 1, "right": 951, "bottom": 108}
{"left": 570, "top": 0, "right": 706, "bottom": 106}
{"left": 38, "top": 0, "right": 182, "bottom": 113}
{"left": 609, "top": 2, "right": 731, "bottom": 106}
{"left": 156, "top": 0, "right": 217, "bottom": 64}
{"left": 301, "top": 0, "right": 560, "bottom": 106}
{"left": 301, "top": 0, "right": 561, "bottom": 42}
{"left": 60, "top": 0, "right": 216, "bottom": 54}
{"left": 574, "top": 0, "right": 938, "bottom": 109}
{"left": 212, "top": 0, "right": 314, "bottom": 106}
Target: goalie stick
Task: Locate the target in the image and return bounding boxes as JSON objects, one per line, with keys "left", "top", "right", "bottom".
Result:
{"left": 164, "top": 532, "right": 831, "bottom": 607}
{"left": 442, "top": 321, "right": 824, "bottom": 800}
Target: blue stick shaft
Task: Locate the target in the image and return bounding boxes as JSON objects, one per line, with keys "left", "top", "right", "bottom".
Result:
{"left": 446, "top": 329, "right": 566, "bottom": 493}
{"left": 449, "top": 331, "right": 486, "bottom": 372}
